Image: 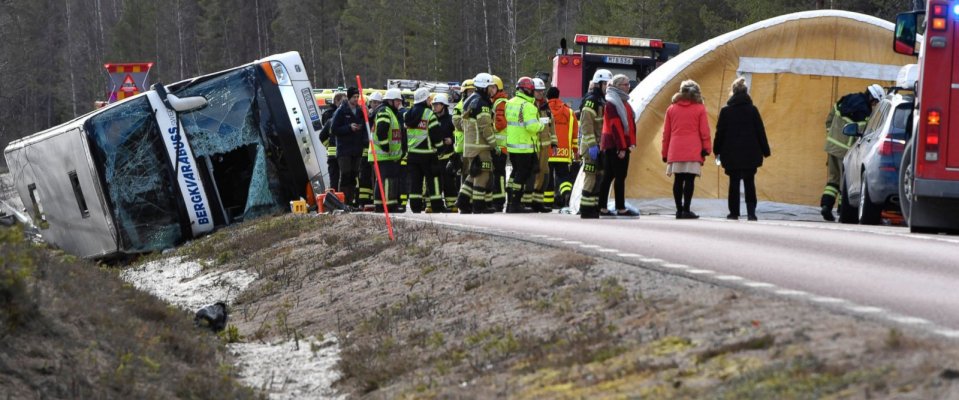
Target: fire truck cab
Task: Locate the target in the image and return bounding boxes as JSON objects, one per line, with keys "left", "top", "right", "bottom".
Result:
{"left": 551, "top": 34, "right": 680, "bottom": 108}
{"left": 895, "top": 1, "right": 959, "bottom": 232}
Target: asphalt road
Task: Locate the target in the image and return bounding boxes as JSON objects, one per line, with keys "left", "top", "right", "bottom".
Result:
{"left": 396, "top": 212, "right": 959, "bottom": 337}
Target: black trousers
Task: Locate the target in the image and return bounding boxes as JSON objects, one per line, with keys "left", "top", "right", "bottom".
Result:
{"left": 438, "top": 157, "right": 459, "bottom": 207}
{"left": 508, "top": 153, "right": 536, "bottom": 194}
{"left": 599, "top": 150, "right": 630, "bottom": 211}
{"left": 338, "top": 155, "right": 363, "bottom": 206}
{"left": 327, "top": 156, "right": 339, "bottom": 191}
{"left": 373, "top": 161, "right": 401, "bottom": 210}
{"left": 549, "top": 161, "right": 575, "bottom": 208}
{"left": 726, "top": 168, "right": 758, "bottom": 216}
{"left": 407, "top": 157, "right": 443, "bottom": 213}
{"left": 357, "top": 155, "right": 374, "bottom": 206}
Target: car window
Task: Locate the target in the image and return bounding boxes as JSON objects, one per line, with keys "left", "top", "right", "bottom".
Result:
{"left": 889, "top": 103, "right": 913, "bottom": 137}
{"left": 863, "top": 101, "right": 891, "bottom": 137}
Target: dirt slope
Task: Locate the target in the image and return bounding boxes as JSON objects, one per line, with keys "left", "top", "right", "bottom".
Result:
{"left": 158, "top": 213, "right": 959, "bottom": 399}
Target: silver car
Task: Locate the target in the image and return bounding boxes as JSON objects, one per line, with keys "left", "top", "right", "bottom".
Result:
{"left": 840, "top": 92, "right": 913, "bottom": 224}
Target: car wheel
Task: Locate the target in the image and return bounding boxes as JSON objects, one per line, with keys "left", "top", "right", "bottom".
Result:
{"left": 899, "top": 141, "right": 913, "bottom": 224}
{"left": 839, "top": 178, "right": 858, "bottom": 224}
{"left": 858, "top": 177, "right": 881, "bottom": 225}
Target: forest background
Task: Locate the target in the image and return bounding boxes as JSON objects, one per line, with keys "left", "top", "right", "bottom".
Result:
{"left": 0, "top": 0, "right": 916, "bottom": 150}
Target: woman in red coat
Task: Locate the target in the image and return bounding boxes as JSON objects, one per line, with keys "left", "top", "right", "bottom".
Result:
{"left": 662, "top": 80, "right": 711, "bottom": 219}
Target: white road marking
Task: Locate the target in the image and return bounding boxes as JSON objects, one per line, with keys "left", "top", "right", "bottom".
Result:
{"left": 716, "top": 275, "right": 744, "bottom": 281}
{"left": 597, "top": 248, "right": 619, "bottom": 253}
{"left": 934, "top": 329, "right": 959, "bottom": 338}
{"left": 846, "top": 306, "right": 884, "bottom": 314}
{"left": 640, "top": 258, "right": 664, "bottom": 263}
{"left": 775, "top": 289, "right": 808, "bottom": 296}
{"left": 889, "top": 316, "right": 931, "bottom": 325}
{"left": 810, "top": 296, "right": 845, "bottom": 304}
{"left": 580, "top": 244, "right": 600, "bottom": 249}
{"left": 548, "top": 237, "right": 565, "bottom": 241}
{"left": 744, "top": 282, "right": 776, "bottom": 288}
{"left": 562, "top": 241, "right": 583, "bottom": 245}
{"left": 617, "top": 253, "right": 641, "bottom": 258}
{"left": 530, "top": 234, "right": 547, "bottom": 238}
{"left": 687, "top": 269, "right": 714, "bottom": 274}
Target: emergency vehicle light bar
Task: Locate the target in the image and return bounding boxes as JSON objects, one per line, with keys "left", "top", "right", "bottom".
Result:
{"left": 574, "top": 34, "right": 663, "bottom": 49}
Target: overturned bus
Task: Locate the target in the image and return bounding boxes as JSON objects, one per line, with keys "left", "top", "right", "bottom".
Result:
{"left": 3, "top": 52, "right": 329, "bottom": 259}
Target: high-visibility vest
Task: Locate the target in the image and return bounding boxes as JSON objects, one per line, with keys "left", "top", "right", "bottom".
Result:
{"left": 453, "top": 100, "right": 465, "bottom": 154}
{"left": 407, "top": 108, "right": 439, "bottom": 154}
{"left": 504, "top": 93, "right": 543, "bottom": 154}
{"left": 369, "top": 107, "right": 404, "bottom": 162}
{"left": 548, "top": 106, "right": 577, "bottom": 163}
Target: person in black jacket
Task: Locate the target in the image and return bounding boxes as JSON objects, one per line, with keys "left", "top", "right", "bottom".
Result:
{"left": 320, "top": 92, "right": 346, "bottom": 191}
{"left": 331, "top": 87, "right": 368, "bottom": 207}
{"left": 432, "top": 93, "right": 457, "bottom": 211}
{"left": 713, "top": 78, "right": 771, "bottom": 221}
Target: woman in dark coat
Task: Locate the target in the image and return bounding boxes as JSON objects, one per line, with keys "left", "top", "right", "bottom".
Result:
{"left": 713, "top": 78, "right": 771, "bottom": 221}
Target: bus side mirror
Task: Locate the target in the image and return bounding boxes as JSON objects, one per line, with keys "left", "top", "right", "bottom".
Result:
{"left": 166, "top": 93, "right": 208, "bottom": 112}
{"left": 842, "top": 122, "right": 861, "bottom": 137}
{"left": 894, "top": 11, "right": 920, "bottom": 56}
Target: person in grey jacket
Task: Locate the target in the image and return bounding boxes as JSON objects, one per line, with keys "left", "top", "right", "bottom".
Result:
{"left": 713, "top": 78, "right": 770, "bottom": 221}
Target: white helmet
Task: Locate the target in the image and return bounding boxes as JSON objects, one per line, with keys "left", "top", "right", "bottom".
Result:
{"left": 473, "top": 72, "right": 494, "bottom": 89}
{"left": 383, "top": 88, "right": 402, "bottom": 101}
{"left": 592, "top": 69, "right": 613, "bottom": 83}
{"left": 368, "top": 91, "right": 384, "bottom": 102}
{"left": 532, "top": 78, "right": 546, "bottom": 90}
{"left": 867, "top": 84, "right": 885, "bottom": 102}
{"left": 432, "top": 93, "right": 450, "bottom": 106}
{"left": 413, "top": 88, "right": 430, "bottom": 104}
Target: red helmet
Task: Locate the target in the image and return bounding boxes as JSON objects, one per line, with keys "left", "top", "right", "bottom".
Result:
{"left": 516, "top": 76, "right": 534, "bottom": 94}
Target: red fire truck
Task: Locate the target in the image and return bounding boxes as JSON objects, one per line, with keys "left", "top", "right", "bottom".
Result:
{"left": 895, "top": 1, "right": 959, "bottom": 232}
{"left": 551, "top": 34, "right": 680, "bottom": 108}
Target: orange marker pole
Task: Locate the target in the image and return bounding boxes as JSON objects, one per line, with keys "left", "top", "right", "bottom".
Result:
{"left": 356, "top": 75, "right": 394, "bottom": 241}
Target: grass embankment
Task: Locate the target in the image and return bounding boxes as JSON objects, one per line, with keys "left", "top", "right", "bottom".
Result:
{"left": 161, "top": 213, "right": 959, "bottom": 399}
{"left": 0, "top": 227, "right": 259, "bottom": 399}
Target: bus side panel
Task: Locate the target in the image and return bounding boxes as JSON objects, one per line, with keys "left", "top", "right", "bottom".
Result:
{"left": 6, "top": 129, "right": 118, "bottom": 258}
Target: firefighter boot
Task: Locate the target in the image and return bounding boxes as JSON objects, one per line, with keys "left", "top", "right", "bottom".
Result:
{"left": 820, "top": 194, "right": 836, "bottom": 222}
{"left": 456, "top": 193, "right": 473, "bottom": 214}
{"left": 505, "top": 190, "right": 532, "bottom": 213}
{"left": 473, "top": 199, "right": 495, "bottom": 214}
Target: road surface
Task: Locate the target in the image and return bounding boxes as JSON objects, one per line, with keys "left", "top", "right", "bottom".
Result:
{"left": 395, "top": 212, "right": 959, "bottom": 338}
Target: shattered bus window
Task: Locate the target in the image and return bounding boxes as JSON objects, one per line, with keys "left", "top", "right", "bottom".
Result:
{"left": 177, "top": 67, "right": 282, "bottom": 222}
{"left": 85, "top": 98, "right": 183, "bottom": 251}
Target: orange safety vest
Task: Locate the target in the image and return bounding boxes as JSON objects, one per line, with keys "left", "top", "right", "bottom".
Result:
{"left": 547, "top": 98, "right": 578, "bottom": 163}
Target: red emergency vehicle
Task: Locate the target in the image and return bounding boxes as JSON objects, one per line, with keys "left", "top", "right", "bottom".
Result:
{"left": 551, "top": 34, "right": 679, "bottom": 108}
{"left": 895, "top": 1, "right": 959, "bottom": 232}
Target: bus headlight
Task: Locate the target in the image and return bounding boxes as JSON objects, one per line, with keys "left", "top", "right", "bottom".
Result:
{"left": 271, "top": 61, "right": 291, "bottom": 86}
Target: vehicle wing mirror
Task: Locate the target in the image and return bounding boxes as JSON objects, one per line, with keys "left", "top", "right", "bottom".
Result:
{"left": 842, "top": 122, "right": 861, "bottom": 137}
{"left": 166, "top": 93, "right": 208, "bottom": 112}
{"left": 894, "top": 11, "right": 920, "bottom": 56}
{"left": 151, "top": 82, "right": 208, "bottom": 112}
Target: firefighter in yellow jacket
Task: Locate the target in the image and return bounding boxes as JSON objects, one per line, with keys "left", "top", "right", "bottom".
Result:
{"left": 505, "top": 77, "right": 545, "bottom": 213}
{"left": 455, "top": 73, "right": 499, "bottom": 213}
{"left": 369, "top": 88, "right": 407, "bottom": 212}
{"left": 530, "top": 77, "right": 558, "bottom": 212}
{"left": 579, "top": 70, "right": 611, "bottom": 219}
{"left": 820, "top": 84, "right": 883, "bottom": 221}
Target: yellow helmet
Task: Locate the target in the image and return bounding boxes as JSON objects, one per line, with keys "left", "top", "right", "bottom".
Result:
{"left": 462, "top": 79, "right": 475, "bottom": 91}
{"left": 492, "top": 75, "right": 504, "bottom": 90}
